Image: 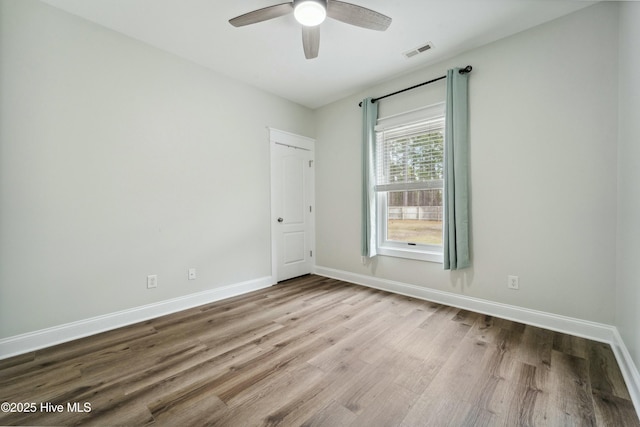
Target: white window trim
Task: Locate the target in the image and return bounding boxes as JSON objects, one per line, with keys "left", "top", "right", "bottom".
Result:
{"left": 375, "top": 102, "right": 445, "bottom": 264}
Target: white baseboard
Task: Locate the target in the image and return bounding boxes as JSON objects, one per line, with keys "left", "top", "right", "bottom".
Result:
{"left": 315, "top": 265, "right": 640, "bottom": 415}
{"left": 315, "top": 266, "right": 614, "bottom": 341}
{"left": 611, "top": 328, "right": 640, "bottom": 416}
{"left": 0, "top": 276, "right": 273, "bottom": 360}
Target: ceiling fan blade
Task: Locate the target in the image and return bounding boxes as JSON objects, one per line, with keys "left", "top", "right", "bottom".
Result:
{"left": 327, "top": 0, "right": 391, "bottom": 31}
{"left": 229, "top": 3, "right": 293, "bottom": 27}
{"left": 302, "top": 25, "right": 320, "bottom": 59}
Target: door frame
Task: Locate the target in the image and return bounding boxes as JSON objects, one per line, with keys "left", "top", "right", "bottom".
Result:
{"left": 268, "top": 128, "right": 316, "bottom": 284}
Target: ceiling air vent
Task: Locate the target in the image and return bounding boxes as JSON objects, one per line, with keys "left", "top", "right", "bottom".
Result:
{"left": 403, "top": 42, "right": 434, "bottom": 59}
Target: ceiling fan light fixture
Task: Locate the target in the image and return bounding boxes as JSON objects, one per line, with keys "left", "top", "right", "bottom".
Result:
{"left": 294, "top": 0, "right": 326, "bottom": 27}
{"left": 229, "top": 0, "right": 391, "bottom": 60}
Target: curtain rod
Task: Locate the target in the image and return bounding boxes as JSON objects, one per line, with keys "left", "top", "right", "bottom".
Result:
{"left": 358, "top": 65, "right": 472, "bottom": 107}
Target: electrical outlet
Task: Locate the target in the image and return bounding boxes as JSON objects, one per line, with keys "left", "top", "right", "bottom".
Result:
{"left": 508, "top": 275, "right": 519, "bottom": 290}
{"left": 147, "top": 274, "right": 158, "bottom": 289}
{"left": 188, "top": 268, "right": 197, "bottom": 280}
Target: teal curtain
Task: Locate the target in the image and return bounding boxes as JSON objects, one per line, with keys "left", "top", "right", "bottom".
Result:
{"left": 361, "top": 97, "right": 378, "bottom": 258}
{"left": 444, "top": 68, "right": 470, "bottom": 270}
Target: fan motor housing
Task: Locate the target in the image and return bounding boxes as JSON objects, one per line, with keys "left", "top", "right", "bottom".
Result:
{"left": 293, "top": 0, "right": 327, "bottom": 8}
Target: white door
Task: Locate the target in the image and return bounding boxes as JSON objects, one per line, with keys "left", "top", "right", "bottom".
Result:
{"left": 270, "top": 129, "right": 315, "bottom": 282}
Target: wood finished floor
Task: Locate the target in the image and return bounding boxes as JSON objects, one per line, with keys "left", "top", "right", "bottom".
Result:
{"left": 0, "top": 275, "right": 638, "bottom": 426}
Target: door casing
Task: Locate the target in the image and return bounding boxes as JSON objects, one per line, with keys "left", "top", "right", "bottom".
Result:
{"left": 269, "top": 128, "right": 315, "bottom": 283}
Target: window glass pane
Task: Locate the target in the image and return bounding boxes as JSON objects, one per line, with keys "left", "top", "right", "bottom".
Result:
{"left": 377, "top": 124, "right": 444, "bottom": 188}
{"left": 386, "top": 189, "right": 443, "bottom": 245}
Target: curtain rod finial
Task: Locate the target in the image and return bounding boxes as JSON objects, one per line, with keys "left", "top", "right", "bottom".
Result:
{"left": 459, "top": 65, "right": 472, "bottom": 74}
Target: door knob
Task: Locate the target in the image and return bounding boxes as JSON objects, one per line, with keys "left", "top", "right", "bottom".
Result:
{"left": 277, "top": 217, "right": 284, "bottom": 223}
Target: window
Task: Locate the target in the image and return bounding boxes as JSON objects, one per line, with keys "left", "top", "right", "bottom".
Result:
{"left": 374, "top": 103, "right": 445, "bottom": 262}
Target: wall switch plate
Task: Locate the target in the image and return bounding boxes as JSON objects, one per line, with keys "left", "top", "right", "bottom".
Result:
{"left": 188, "top": 268, "right": 197, "bottom": 280}
{"left": 508, "top": 275, "right": 519, "bottom": 290}
{"left": 147, "top": 274, "right": 158, "bottom": 289}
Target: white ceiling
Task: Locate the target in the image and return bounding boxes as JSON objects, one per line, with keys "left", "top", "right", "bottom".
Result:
{"left": 41, "top": 0, "right": 595, "bottom": 109}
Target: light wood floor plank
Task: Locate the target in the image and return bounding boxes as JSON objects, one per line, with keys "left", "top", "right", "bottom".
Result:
{"left": 350, "top": 381, "right": 418, "bottom": 427}
{"left": 300, "top": 399, "right": 356, "bottom": 427}
{"left": 547, "top": 349, "right": 598, "bottom": 426}
{"left": 262, "top": 356, "right": 370, "bottom": 426}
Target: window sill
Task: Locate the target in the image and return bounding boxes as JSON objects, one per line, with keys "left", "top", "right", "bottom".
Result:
{"left": 377, "top": 245, "right": 443, "bottom": 263}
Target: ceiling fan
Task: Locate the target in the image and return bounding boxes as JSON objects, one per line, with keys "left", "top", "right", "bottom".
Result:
{"left": 229, "top": 0, "right": 392, "bottom": 59}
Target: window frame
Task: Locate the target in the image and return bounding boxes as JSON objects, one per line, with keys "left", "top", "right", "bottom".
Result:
{"left": 374, "top": 103, "right": 445, "bottom": 263}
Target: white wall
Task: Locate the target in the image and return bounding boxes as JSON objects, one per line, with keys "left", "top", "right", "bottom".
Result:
{"left": 316, "top": 3, "right": 619, "bottom": 324}
{"left": 0, "top": 0, "right": 314, "bottom": 338}
{"left": 616, "top": 1, "right": 640, "bottom": 370}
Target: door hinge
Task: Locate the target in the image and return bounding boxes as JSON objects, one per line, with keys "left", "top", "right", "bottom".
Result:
{"left": 309, "top": 205, "right": 312, "bottom": 213}
{"left": 310, "top": 250, "right": 313, "bottom": 257}
{"left": 309, "top": 160, "right": 314, "bottom": 167}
